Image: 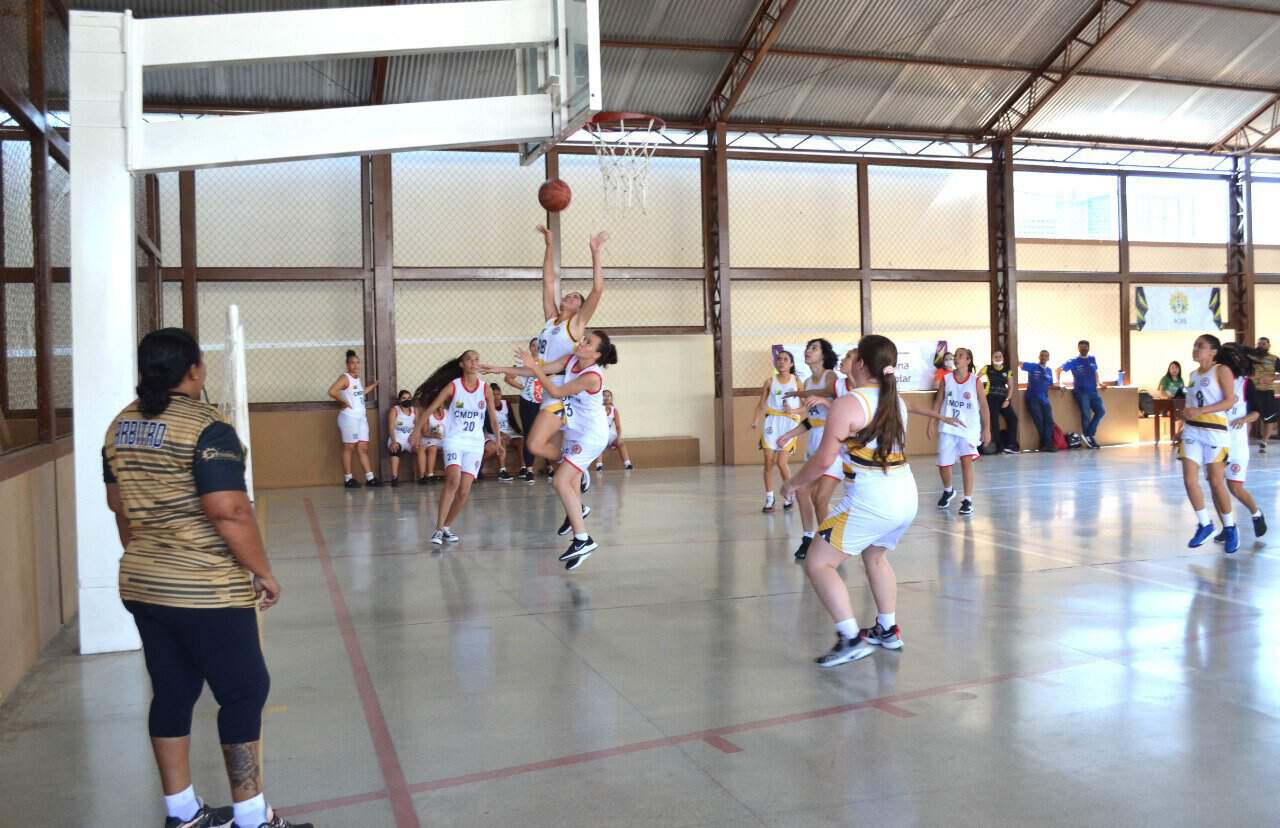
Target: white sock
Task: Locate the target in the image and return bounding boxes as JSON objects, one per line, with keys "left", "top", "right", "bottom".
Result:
{"left": 365, "top": 471, "right": 375, "bottom": 481}
{"left": 803, "top": 531, "right": 815, "bottom": 539}
{"left": 944, "top": 487, "right": 954, "bottom": 494}
{"left": 441, "top": 525, "right": 449, "bottom": 533}
{"left": 835, "top": 618, "right": 860, "bottom": 640}
{"left": 963, "top": 495, "right": 973, "bottom": 503}
{"left": 765, "top": 491, "right": 774, "bottom": 501}
{"left": 1195, "top": 509, "right": 1211, "bottom": 526}
{"left": 877, "top": 612, "right": 896, "bottom": 630}
{"left": 574, "top": 532, "right": 589, "bottom": 541}
{"left": 1222, "top": 514, "right": 1235, "bottom": 528}
{"left": 1253, "top": 510, "right": 1263, "bottom": 518}
{"left": 232, "top": 794, "right": 268, "bottom": 828}
{"left": 164, "top": 785, "right": 200, "bottom": 821}
{"left": 344, "top": 474, "right": 353, "bottom": 482}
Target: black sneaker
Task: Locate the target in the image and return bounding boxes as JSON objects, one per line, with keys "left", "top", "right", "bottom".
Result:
{"left": 343, "top": 479, "right": 359, "bottom": 489}
{"left": 1001, "top": 446, "right": 1018, "bottom": 455}
{"left": 624, "top": 462, "right": 634, "bottom": 470}
{"left": 498, "top": 469, "right": 514, "bottom": 482}
{"left": 165, "top": 803, "right": 234, "bottom": 828}
{"left": 859, "top": 623, "right": 904, "bottom": 650}
{"left": 565, "top": 549, "right": 593, "bottom": 571}
{"left": 794, "top": 535, "right": 812, "bottom": 561}
{"left": 257, "top": 814, "right": 313, "bottom": 828}
{"left": 1086, "top": 436, "right": 1100, "bottom": 449}
{"left": 390, "top": 476, "right": 400, "bottom": 488}
{"left": 366, "top": 477, "right": 382, "bottom": 488}
{"left": 814, "top": 633, "right": 874, "bottom": 668}
{"left": 1255, "top": 512, "right": 1268, "bottom": 538}
{"left": 417, "top": 475, "right": 430, "bottom": 485}
{"left": 958, "top": 498, "right": 974, "bottom": 516}
{"left": 557, "top": 505, "right": 592, "bottom": 536}
{"left": 518, "top": 468, "right": 535, "bottom": 483}
{"left": 594, "top": 462, "right": 604, "bottom": 472}
{"left": 559, "top": 535, "right": 598, "bottom": 562}
{"left": 937, "top": 489, "right": 956, "bottom": 509}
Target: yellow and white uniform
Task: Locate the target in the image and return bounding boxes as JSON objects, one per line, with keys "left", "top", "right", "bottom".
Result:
{"left": 818, "top": 386, "right": 918, "bottom": 555}
{"left": 536, "top": 314, "right": 578, "bottom": 414}
{"left": 833, "top": 376, "right": 858, "bottom": 485}
{"left": 560, "top": 357, "right": 607, "bottom": 471}
{"left": 1227, "top": 375, "right": 1250, "bottom": 483}
{"left": 388, "top": 405, "right": 416, "bottom": 454}
{"left": 443, "top": 378, "right": 487, "bottom": 477}
{"left": 761, "top": 375, "right": 802, "bottom": 451}
{"left": 337, "top": 373, "right": 369, "bottom": 443}
{"left": 937, "top": 370, "right": 983, "bottom": 466}
{"left": 804, "top": 370, "right": 843, "bottom": 481}
{"left": 421, "top": 409, "right": 446, "bottom": 449}
{"left": 1181, "top": 367, "right": 1231, "bottom": 467}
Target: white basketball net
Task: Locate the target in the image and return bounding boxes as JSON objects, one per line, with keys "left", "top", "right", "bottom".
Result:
{"left": 587, "top": 116, "right": 664, "bottom": 212}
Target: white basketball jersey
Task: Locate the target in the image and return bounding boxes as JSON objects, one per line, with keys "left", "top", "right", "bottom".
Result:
{"left": 426, "top": 409, "right": 446, "bottom": 439}
{"left": 804, "top": 370, "right": 833, "bottom": 426}
{"left": 767, "top": 376, "right": 801, "bottom": 415}
{"left": 834, "top": 376, "right": 856, "bottom": 399}
{"left": 1228, "top": 376, "right": 1248, "bottom": 423}
{"left": 393, "top": 405, "right": 416, "bottom": 443}
{"left": 562, "top": 357, "right": 606, "bottom": 440}
{"left": 445, "top": 378, "right": 487, "bottom": 448}
{"left": 340, "top": 373, "right": 364, "bottom": 414}
{"left": 494, "top": 399, "right": 512, "bottom": 433}
{"left": 537, "top": 315, "right": 577, "bottom": 367}
{"left": 940, "top": 371, "right": 982, "bottom": 443}
{"left": 1185, "top": 367, "right": 1230, "bottom": 447}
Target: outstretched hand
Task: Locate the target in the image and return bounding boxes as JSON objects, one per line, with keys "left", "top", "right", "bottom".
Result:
{"left": 516, "top": 348, "right": 539, "bottom": 370}
{"left": 536, "top": 224, "right": 553, "bottom": 243}
{"left": 589, "top": 231, "right": 610, "bottom": 253}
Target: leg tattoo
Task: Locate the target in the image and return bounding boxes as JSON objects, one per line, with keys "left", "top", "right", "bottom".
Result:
{"left": 221, "top": 741, "right": 263, "bottom": 801}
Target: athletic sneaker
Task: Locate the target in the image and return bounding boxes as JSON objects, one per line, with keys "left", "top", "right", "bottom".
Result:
{"left": 366, "top": 477, "right": 382, "bottom": 487}
{"left": 564, "top": 549, "right": 593, "bottom": 571}
{"left": 518, "top": 468, "right": 535, "bottom": 483}
{"left": 624, "top": 462, "right": 634, "bottom": 470}
{"left": 557, "top": 505, "right": 592, "bottom": 536}
{"left": 859, "top": 623, "right": 904, "bottom": 650}
{"left": 958, "top": 498, "right": 974, "bottom": 517}
{"left": 1001, "top": 446, "right": 1018, "bottom": 454}
{"left": 1260, "top": 441, "right": 1268, "bottom": 454}
{"left": 1085, "top": 436, "right": 1100, "bottom": 449}
{"left": 1255, "top": 513, "right": 1268, "bottom": 538}
{"left": 429, "top": 529, "right": 445, "bottom": 546}
{"left": 815, "top": 633, "right": 875, "bottom": 668}
{"left": 794, "top": 535, "right": 812, "bottom": 561}
{"left": 164, "top": 804, "right": 234, "bottom": 828}
{"left": 782, "top": 494, "right": 795, "bottom": 510}
{"left": 1188, "top": 523, "right": 1216, "bottom": 548}
{"left": 442, "top": 528, "right": 460, "bottom": 543}
{"left": 937, "top": 489, "right": 956, "bottom": 509}
{"left": 762, "top": 493, "right": 775, "bottom": 513}
{"left": 497, "top": 469, "right": 514, "bottom": 482}
{"left": 1223, "top": 525, "right": 1240, "bottom": 554}
{"left": 594, "top": 462, "right": 605, "bottom": 472}
{"left": 389, "top": 477, "right": 400, "bottom": 488}
{"left": 255, "top": 814, "right": 312, "bottom": 828}
{"left": 343, "top": 479, "right": 359, "bottom": 489}
{"left": 418, "top": 475, "right": 430, "bottom": 485}
{"left": 1213, "top": 527, "right": 1229, "bottom": 543}
{"left": 580, "top": 470, "right": 591, "bottom": 493}
{"left": 560, "top": 535, "right": 598, "bottom": 562}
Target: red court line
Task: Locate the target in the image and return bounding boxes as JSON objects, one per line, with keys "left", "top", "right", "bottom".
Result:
{"left": 702, "top": 735, "right": 744, "bottom": 753}
{"left": 872, "top": 701, "right": 916, "bottom": 718}
{"left": 304, "top": 498, "right": 421, "bottom": 828}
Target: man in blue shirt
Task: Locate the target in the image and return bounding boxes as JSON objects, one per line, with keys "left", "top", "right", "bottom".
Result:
{"left": 1057, "top": 339, "right": 1104, "bottom": 449}
{"left": 1021, "top": 349, "right": 1058, "bottom": 452}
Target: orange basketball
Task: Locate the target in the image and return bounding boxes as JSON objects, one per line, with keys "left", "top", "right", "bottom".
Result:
{"left": 538, "top": 178, "right": 572, "bottom": 212}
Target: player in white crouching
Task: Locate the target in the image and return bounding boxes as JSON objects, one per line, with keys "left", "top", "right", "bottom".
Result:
{"left": 928, "top": 347, "right": 990, "bottom": 516}
{"left": 594, "top": 390, "right": 634, "bottom": 472}
{"left": 385, "top": 389, "right": 418, "bottom": 487}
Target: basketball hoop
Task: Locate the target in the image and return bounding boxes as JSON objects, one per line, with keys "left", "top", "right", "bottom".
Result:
{"left": 585, "top": 111, "right": 665, "bottom": 212}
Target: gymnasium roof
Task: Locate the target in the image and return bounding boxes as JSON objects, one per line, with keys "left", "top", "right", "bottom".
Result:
{"left": 65, "top": 0, "right": 1280, "bottom": 155}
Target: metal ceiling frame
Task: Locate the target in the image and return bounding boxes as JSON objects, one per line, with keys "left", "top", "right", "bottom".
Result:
{"left": 1212, "top": 93, "right": 1280, "bottom": 154}
{"left": 701, "top": 0, "right": 801, "bottom": 124}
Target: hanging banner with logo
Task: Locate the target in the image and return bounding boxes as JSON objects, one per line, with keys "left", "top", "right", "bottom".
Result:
{"left": 1134, "top": 286, "right": 1223, "bottom": 332}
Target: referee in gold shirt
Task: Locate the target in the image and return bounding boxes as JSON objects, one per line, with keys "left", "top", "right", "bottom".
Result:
{"left": 103, "top": 329, "right": 308, "bottom": 828}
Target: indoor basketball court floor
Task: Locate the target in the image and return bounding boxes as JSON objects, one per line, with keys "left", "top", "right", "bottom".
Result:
{"left": 3, "top": 447, "right": 1278, "bottom": 826}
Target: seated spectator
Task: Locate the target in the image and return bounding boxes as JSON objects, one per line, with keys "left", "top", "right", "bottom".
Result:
{"left": 1155, "top": 361, "right": 1187, "bottom": 399}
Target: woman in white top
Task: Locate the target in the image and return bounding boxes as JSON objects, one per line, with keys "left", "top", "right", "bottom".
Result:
{"left": 750, "top": 350, "right": 802, "bottom": 513}
{"left": 503, "top": 337, "right": 544, "bottom": 482}
{"left": 385, "top": 389, "right": 417, "bottom": 487}
{"left": 491, "top": 330, "right": 618, "bottom": 571}
{"left": 416, "top": 404, "right": 446, "bottom": 484}
{"left": 594, "top": 390, "right": 634, "bottom": 471}
{"left": 1179, "top": 334, "right": 1239, "bottom": 552}
{"left": 486, "top": 382, "right": 521, "bottom": 481}
{"left": 328, "top": 349, "right": 379, "bottom": 488}
{"left": 1219, "top": 346, "right": 1267, "bottom": 543}
{"left": 927, "top": 347, "right": 990, "bottom": 517}
{"left": 522, "top": 226, "right": 610, "bottom": 468}
{"left": 411, "top": 350, "right": 502, "bottom": 546}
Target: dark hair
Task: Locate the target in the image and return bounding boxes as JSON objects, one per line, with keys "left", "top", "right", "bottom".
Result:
{"left": 396, "top": 388, "right": 412, "bottom": 402}
{"left": 954, "top": 347, "right": 975, "bottom": 371}
{"left": 345, "top": 349, "right": 357, "bottom": 360}
{"left": 807, "top": 338, "right": 838, "bottom": 370}
{"left": 1163, "top": 361, "right": 1183, "bottom": 382}
{"left": 414, "top": 350, "right": 473, "bottom": 409}
{"left": 1216, "top": 341, "right": 1254, "bottom": 379}
{"left": 852, "top": 334, "right": 906, "bottom": 471}
{"left": 1078, "top": 340, "right": 1090, "bottom": 347}
{"left": 775, "top": 349, "right": 795, "bottom": 373}
{"left": 588, "top": 330, "right": 618, "bottom": 367}
{"left": 1197, "top": 333, "right": 1222, "bottom": 352}
{"left": 137, "top": 328, "right": 201, "bottom": 417}
{"left": 489, "top": 382, "right": 502, "bottom": 393}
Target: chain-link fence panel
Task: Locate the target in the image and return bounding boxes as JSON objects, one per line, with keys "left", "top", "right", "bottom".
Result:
{"left": 2, "top": 139, "right": 33, "bottom": 268}
{"left": 158, "top": 172, "right": 182, "bottom": 268}
{"left": 1017, "top": 282, "right": 1120, "bottom": 381}
{"left": 4, "top": 282, "right": 36, "bottom": 413}
{"left": 729, "top": 279, "right": 860, "bottom": 386}
{"left": 1127, "top": 176, "right": 1228, "bottom": 274}
{"left": 49, "top": 155, "right": 70, "bottom": 268}
{"left": 871, "top": 281, "right": 991, "bottom": 371}
{"left": 44, "top": 5, "right": 67, "bottom": 112}
{"left": 1014, "top": 171, "right": 1119, "bottom": 272}
{"left": 196, "top": 157, "right": 362, "bottom": 267}
{"left": 393, "top": 151, "right": 546, "bottom": 267}
{"left": 51, "top": 281, "right": 71, "bottom": 433}
{"left": 559, "top": 155, "right": 703, "bottom": 268}
{"left": 868, "top": 166, "right": 988, "bottom": 270}
{"left": 1254, "top": 180, "right": 1280, "bottom": 274}
{"left": 558, "top": 278, "right": 704, "bottom": 328}
{"left": 727, "top": 159, "right": 859, "bottom": 269}
{"left": 1129, "top": 282, "right": 1232, "bottom": 391}
{"left": 163, "top": 281, "right": 184, "bottom": 330}
{"left": 198, "top": 280, "right": 366, "bottom": 405}
{"left": 1258, "top": 285, "right": 1280, "bottom": 343}
{"left": 395, "top": 280, "right": 544, "bottom": 392}
{"left": 0, "top": 1, "right": 29, "bottom": 104}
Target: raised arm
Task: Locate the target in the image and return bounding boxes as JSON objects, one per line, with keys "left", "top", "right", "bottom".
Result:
{"left": 502, "top": 372, "right": 526, "bottom": 392}
{"left": 538, "top": 224, "right": 558, "bottom": 320}
{"left": 487, "top": 352, "right": 570, "bottom": 379}
{"left": 327, "top": 374, "right": 350, "bottom": 408}
{"left": 576, "top": 231, "right": 610, "bottom": 331}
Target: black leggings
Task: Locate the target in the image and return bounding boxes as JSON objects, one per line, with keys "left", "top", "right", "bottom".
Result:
{"left": 987, "top": 393, "right": 1021, "bottom": 451}
{"left": 518, "top": 397, "right": 540, "bottom": 468}
{"left": 126, "top": 601, "right": 271, "bottom": 745}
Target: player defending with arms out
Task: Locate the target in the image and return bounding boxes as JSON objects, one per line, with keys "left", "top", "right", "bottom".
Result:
{"left": 328, "top": 349, "right": 379, "bottom": 487}
{"left": 1179, "top": 334, "right": 1240, "bottom": 553}
{"left": 104, "top": 328, "right": 306, "bottom": 828}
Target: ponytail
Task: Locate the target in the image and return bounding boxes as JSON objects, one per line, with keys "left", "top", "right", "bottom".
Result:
{"left": 414, "top": 350, "right": 471, "bottom": 408}
{"left": 136, "top": 328, "right": 201, "bottom": 417}
{"left": 592, "top": 330, "right": 618, "bottom": 367}
{"left": 852, "top": 334, "right": 906, "bottom": 471}
{"left": 1216, "top": 341, "right": 1254, "bottom": 379}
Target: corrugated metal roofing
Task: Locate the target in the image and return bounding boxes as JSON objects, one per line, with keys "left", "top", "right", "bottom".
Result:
{"left": 732, "top": 54, "right": 1024, "bottom": 131}
{"left": 601, "top": 0, "right": 758, "bottom": 47}
{"left": 1023, "top": 76, "right": 1273, "bottom": 145}
{"left": 1081, "top": 1, "right": 1280, "bottom": 88}
{"left": 602, "top": 48, "right": 727, "bottom": 121}
{"left": 777, "top": 0, "right": 1097, "bottom": 67}
{"left": 143, "top": 58, "right": 373, "bottom": 107}
{"left": 384, "top": 51, "right": 515, "bottom": 104}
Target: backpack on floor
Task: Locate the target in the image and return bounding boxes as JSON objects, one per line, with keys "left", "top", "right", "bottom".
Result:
{"left": 1051, "top": 425, "right": 1068, "bottom": 451}
{"left": 1066, "top": 431, "right": 1084, "bottom": 449}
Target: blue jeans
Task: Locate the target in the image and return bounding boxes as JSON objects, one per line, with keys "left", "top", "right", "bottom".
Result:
{"left": 1027, "top": 396, "right": 1054, "bottom": 447}
{"left": 1074, "top": 389, "right": 1105, "bottom": 438}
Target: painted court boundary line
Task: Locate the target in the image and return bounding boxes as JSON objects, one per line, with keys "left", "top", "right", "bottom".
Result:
{"left": 303, "top": 498, "right": 421, "bottom": 828}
